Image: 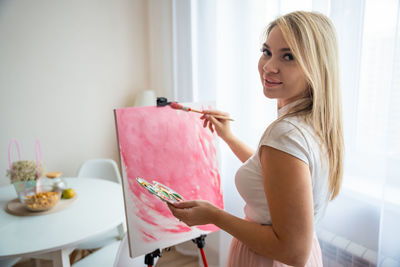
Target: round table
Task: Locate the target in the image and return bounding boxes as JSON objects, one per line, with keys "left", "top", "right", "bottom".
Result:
{"left": 0, "top": 177, "right": 125, "bottom": 267}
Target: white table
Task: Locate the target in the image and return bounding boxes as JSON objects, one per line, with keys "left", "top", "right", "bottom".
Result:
{"left": 0, "top": 177, "right": 125, "bottom": 267}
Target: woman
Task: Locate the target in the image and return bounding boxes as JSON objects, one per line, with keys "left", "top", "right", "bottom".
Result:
{"left": 168, "top": 11, "right": 343, "bottom": 267}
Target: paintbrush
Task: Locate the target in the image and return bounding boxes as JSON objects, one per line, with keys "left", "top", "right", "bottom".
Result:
{"left": 170, "top": 102, "right": 234, "bottom": 121}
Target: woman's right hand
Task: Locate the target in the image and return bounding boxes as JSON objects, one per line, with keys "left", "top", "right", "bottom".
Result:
{"left": 200, "top": 110, "right": 233, "bottom": 141}
{"left": 202, "top": 109, "right": 255, "bottom": 162}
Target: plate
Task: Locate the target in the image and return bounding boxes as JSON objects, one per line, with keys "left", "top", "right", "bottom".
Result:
{"left": 5, "top": 195, "right": 78, "bottom": 216}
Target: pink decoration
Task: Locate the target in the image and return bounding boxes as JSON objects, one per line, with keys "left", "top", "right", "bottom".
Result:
{"left": 115, "top": 105, "right": 223, "bottom": 257}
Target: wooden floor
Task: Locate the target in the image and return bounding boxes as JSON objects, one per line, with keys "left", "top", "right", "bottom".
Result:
{"left": 156, "top": 247, "right": 199, "bottom": 267}
{"left": 12, "top": 246, "right": 199, "bottom": 267}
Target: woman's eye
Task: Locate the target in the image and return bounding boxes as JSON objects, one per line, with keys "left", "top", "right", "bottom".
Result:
{"left": 261, "top": 48, "right": 272, "bottom": 56}
{"left": 283, "top": 53, "right": 294, "bottom": 61}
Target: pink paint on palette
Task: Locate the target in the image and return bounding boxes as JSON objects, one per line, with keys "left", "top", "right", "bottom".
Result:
{"left": 115, "top": 105, "right": 223, "bottom": 257}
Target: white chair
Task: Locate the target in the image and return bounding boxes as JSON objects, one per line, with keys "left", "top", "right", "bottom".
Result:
{"left": 75, "top": 159, "right": 125, "bottom": 250}
{"left": 113, "top": 234, "right": 147, "bottom": 267}
{"left": 72, "top": 240, "right": 121, "bottom": 267}
{"left": 72, "top": 234, "right": 146, "bottom": 267}
{"left": 77, "top": 159, "right": 122, "bottom": 184}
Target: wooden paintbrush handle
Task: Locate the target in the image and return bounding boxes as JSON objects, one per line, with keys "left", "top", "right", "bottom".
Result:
{"left": 188, "top": 108, "right": 203, "bottom": 114}
{"left": 210, "top": 114, "right": 234, "bottom": 121}
{"left": 188, "top": 107, "right": 234, "bottom": 121}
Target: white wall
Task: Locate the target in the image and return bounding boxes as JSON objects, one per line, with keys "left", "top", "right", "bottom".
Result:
{"left": 0, "top": 0, "right": 152, "bottom": 186}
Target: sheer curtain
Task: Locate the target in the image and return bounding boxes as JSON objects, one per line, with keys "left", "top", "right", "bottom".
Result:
{"left": 172, "top": 0, "right": 400, "bottom": 266}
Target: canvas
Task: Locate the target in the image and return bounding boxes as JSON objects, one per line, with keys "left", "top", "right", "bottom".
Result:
{"left": 114, "top": 104, "right": 223, "bottom": 258}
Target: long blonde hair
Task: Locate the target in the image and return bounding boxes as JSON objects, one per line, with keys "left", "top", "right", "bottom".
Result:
{"left": 267, "top": 11, "right": 343, "bottom": 200}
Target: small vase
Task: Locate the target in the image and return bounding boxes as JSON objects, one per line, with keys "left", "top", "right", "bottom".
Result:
{"left": 13, "top": 180, "right": 37, "bottom": 203}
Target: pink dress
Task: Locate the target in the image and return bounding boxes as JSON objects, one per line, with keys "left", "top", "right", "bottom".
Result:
{"left": 227, "top": 101, "right": 327, "bottom": 266}
{"left": 227, "top": 233, "right": 323, "bottom": 267}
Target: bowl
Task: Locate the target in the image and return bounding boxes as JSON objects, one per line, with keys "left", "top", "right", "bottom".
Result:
{"left": 23, "top": 191, "right": 60, "bottom": 211}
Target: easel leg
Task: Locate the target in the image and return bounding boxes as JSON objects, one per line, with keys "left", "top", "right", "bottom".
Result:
{"left": 144, "top": 249, "right": 162, "bottom": 267}
{"left": 193, "top": 235, "right": 208, "bottom": 267}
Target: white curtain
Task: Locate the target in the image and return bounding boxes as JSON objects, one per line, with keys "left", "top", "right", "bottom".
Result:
{"left": 172, "top": 0, "right": 400, "bottom": 266}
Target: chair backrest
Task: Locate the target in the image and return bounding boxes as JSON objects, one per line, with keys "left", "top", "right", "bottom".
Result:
{"left": 77, "top": 159, "right": 122, "bottom": 184}
{"left": 114, "top": 234, "right": 146, "bottom": 267}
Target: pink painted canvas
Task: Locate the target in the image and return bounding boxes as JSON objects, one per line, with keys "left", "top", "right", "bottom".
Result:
{"left": 114, "top": 105, "right": 223, "bottom": 258}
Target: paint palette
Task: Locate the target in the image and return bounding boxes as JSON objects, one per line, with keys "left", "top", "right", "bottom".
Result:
{"left": 136, "top": 177, "right": 184, "bottom": 204}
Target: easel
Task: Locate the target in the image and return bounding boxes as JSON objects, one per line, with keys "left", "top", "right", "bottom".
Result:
{"left": 144, "top": 234, "right": 208, "bottom": 267}
{"left": 147, "top": 97, "right": 209, "bottom": 267}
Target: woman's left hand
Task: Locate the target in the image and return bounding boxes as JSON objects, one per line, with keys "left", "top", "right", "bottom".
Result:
{"left": 167, "top": 200, "right": 220, "bottom": 227}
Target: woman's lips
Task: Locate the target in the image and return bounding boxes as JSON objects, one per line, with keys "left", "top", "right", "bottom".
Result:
{"left": 264, "top": 78, "right": 282, "bottom": 87}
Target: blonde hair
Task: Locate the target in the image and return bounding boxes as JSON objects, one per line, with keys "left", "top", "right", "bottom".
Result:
{"left": 267, "top": 11, "right": 343, "bottom": 200}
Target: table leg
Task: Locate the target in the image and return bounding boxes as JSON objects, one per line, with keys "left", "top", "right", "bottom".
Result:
{"left": 117, "top": 223, "right": 125, "bottom": 240}
{"left": 51, "top": 249, "right": 71, "bottom": 267}
{"left": 33, "top": 258, "right": 42, "bottom": 267}
{"left": 32, "top": 248, "right": 74, "bottom": 267}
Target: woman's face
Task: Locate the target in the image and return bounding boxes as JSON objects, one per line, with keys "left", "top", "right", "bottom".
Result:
{"left": 258, "top": 26, "right": 308, "bottom": 108}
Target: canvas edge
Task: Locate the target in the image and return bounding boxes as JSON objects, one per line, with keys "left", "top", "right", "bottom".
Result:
{"left": 113, "top": 109, "right": 135, "bottom": 259}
